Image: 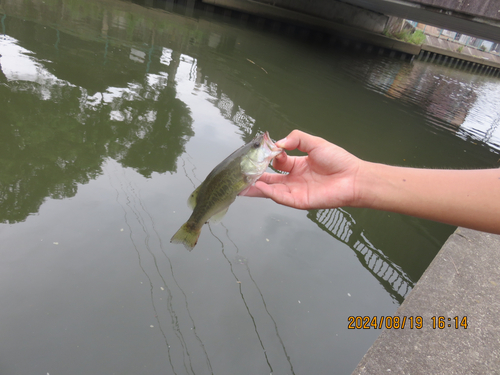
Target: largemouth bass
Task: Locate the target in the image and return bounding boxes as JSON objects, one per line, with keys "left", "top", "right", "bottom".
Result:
{"left": 170, "top": 132, "right": 282, "bottom": 250}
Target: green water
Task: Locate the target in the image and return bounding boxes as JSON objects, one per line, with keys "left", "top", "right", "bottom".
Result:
{"left": 1, "top": 1, "right": 499, "bottom": 374}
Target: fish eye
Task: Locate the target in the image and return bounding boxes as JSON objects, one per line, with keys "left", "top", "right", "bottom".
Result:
{"left": 253, "top": 142, "right": 260, "bottom": 148}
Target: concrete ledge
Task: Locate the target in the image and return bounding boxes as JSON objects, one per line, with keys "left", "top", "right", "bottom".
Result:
{"left": 352, "top": 227, "right": 500, "bottom": 374}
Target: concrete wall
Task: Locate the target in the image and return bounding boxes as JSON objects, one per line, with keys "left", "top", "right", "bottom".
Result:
{"left": 255, "top": 0, "right": 388, "bottom": 33}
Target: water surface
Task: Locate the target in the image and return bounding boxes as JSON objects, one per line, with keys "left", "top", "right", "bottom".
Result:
{"left": 1, "top": 1, "right": 499, "bottom": 374}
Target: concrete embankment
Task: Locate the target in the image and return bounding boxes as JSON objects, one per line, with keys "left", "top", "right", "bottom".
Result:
{"left": 352, "top": 227, "right": 500, "bottom": 374}
{"left": 202, "top": 0, "right": 500, "bottom": 76}
{"left": 420, "top": 35, "right": 500, "bottom": 75}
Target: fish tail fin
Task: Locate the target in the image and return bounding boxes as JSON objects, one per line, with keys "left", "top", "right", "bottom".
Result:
{"left": 170, "top": 223, "right": 201, "bottom": 251}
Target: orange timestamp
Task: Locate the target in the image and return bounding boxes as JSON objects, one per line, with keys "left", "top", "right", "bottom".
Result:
{"left": 347, "top": 316, "right": 468, "bottom": 330}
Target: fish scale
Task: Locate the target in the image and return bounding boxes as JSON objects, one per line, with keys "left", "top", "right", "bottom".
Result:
{"left": 170, "top": 132, "right": 282, "bottom": 250}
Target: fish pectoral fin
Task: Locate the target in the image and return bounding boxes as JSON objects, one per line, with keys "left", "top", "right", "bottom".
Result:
{"left": 187, "top": 185, "right": 201, "bottom": 210}
{"left": 208, "top": 207, "right": 229, "bottom": 225}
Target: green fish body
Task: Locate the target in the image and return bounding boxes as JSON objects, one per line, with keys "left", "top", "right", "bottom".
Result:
{"left": 171, "top": 132, "right": 282, "bottom": 250}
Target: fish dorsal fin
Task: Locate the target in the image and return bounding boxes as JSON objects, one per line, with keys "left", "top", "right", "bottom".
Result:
{"left": 209, "top": 207, "right": 229, "bottom": 225}
{"left": 187, "top": 185, "right": 201, "bottom": 210}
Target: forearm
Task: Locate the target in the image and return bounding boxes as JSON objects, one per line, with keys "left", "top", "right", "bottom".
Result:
{"left": 355, "top": 162, "right": 500, "bottom": 234}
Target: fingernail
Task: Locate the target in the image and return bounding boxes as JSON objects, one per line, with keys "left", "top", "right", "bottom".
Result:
{"left": 276, "top": 137, "right": 287, "bottom": 148}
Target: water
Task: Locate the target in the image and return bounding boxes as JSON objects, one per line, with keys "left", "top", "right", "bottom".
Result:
{"left": 1, "top": 1, "right": 499, "bottom": 374}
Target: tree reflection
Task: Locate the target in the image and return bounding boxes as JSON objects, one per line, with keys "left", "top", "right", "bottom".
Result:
{"left": 0, "top": 16, "right": 193, "bottom": 223}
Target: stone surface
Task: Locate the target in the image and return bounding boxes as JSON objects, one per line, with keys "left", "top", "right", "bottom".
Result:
{"left": 352, "top": 228, "right": 500, "bottom": 375}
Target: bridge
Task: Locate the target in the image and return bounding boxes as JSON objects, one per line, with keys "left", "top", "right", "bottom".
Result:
{"left": 203, "top": 0, "right": 500, "bottom": 73}
{"left": 203, "top": 0, "right": 500, "bottom": 43}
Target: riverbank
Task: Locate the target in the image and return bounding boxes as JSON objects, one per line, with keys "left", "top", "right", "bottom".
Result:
{"left": 202, "top": 0, "right": 500, "bottom": 76}
{"left": 352, "top": 227, "right": 500, "bottom": 374}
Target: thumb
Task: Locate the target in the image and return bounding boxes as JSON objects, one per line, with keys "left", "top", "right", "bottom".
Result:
{"left": 279, "top": 130, "right": 323, "bottom": 154}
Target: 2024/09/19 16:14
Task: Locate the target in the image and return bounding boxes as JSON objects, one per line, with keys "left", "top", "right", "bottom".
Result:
{"left": 347, "top": 316, "right": 468, "bottom": 330}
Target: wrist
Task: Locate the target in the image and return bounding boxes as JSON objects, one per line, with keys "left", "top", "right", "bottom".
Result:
{"left": 351, "top": 161, "right": 394, "bottom": 210}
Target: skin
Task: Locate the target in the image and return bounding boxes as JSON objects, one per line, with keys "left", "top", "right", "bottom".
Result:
{"left": 243, "top": 130, "right": 500, "bottom": 235}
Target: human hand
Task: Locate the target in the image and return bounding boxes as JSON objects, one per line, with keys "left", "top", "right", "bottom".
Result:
{"left": 242, "top": 130, "right": 363, "bottom": 210}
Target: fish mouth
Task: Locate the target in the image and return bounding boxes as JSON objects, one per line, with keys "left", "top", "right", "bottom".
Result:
{"left": 263, "top": 131, "right": 282, "bottom": 154}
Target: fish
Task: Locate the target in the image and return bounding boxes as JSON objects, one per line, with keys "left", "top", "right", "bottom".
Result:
{"left": 170, "top": 132, "right": 282, "bottom": 250}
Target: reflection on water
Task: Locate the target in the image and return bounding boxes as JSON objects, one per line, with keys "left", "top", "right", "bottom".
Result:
{"left": 0, "top": 27, "right": 193, "bottom": 223}
{"left": 345, "top": 55, "right": 500, "bottom": 151}
{"left": 105, "top": 159, "right": 213, "bottom": 374}
{"left": 1, "top": 0, "right": 500, "bottom": 374}
{"left": 208, "top": 223, "right": 296, "bottom": 375}
{"left": 309, "top": 208, "right": 412, "bottom": 304}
